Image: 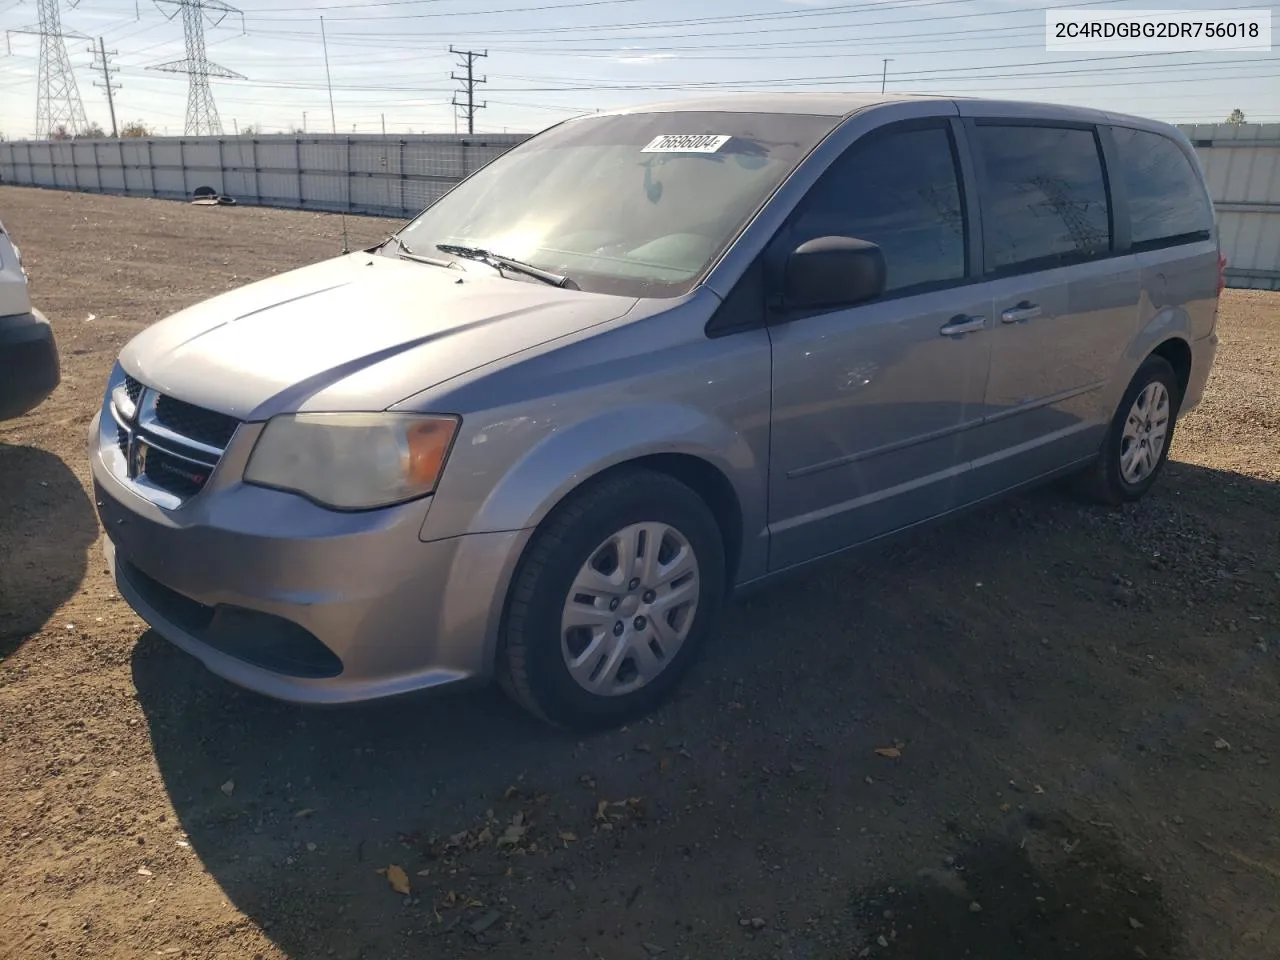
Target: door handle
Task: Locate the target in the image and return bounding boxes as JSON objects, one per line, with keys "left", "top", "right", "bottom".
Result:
{"left": 1001, "top": 301, "right": 1042, "bottom": 324}
{"left": 939, "top": 314, "right": 986, "bottom": 337}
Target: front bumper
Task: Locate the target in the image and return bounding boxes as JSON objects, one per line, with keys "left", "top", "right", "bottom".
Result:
{"left": 90, "top": 411, "right": 531, "bottom": 704}
{"left": 0, "top": 310, "right": 60, "bottom": 421}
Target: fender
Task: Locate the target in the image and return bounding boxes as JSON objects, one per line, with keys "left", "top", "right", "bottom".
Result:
{"left": 1101, "top": 299, "right": 1193, "bottom": 421}
{"left": 418, "top": 401, "right": 771, "bottom": 581}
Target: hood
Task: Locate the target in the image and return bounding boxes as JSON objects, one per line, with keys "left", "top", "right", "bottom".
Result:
{"left": 120, "top": 252, "right": 638, "bottom": 419}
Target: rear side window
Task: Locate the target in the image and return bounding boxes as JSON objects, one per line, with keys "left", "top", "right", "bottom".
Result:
{"left": 791, "top": 124, "right": 966, "bottom": 295}
{"left": 974, "top": 124, "right": 1111, "bottom": 275}
{"left": 1110, "top": 127, "right": 1213, "bottom": 248}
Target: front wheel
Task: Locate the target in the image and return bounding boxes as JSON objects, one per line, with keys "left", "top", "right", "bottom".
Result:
{"left": 1079, "top": 355, "right": 1180, "bottom": 505}
{"left": 498, "top": 469, "right": 726, "bottom": 729}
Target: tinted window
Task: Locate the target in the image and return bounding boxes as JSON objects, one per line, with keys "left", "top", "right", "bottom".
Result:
{"left": 1111, "top": 126, "right": 1213, "bottom": 247}
{"left": 792, "top": 125, "right": 966, "bottom": 293}
{"left": 975, "top": 125, "right": 1111, "bottom": 274}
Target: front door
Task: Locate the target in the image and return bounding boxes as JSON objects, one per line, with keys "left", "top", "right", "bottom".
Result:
{"left": 767, "top": 121, "right": 991, "bottom": 570}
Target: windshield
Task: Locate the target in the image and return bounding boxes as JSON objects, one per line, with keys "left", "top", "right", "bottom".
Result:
{"left": 392, "top": 111, "right": 840, "bottom": 298}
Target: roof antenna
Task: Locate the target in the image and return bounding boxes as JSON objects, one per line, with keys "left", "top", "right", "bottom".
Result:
{"left": 320, "top": 15, "right": 349, "bottom": 255}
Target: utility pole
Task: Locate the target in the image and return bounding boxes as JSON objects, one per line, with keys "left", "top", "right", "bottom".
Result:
{"left": 449, "top": 46, "right": 487, "bottom": 135}
{"left": 6, "top": 0, "right": 89, "bottom": 138}
{"left": 148, "top": 0, "right": 246, "bottom": 136}
{"left": 880, "top": 58, "right": 893, "bottom": 94}
{"left": 320, "top": 16, "right": 338, "bottom": 135}
{"left": 90, "top": 36, "right": 120, "bottom": 137}
{"left": 302, "top": 110, "right": 306, "bottom": 132}
{"left": 381, "top": 113, "right": 385, "bottom": 136}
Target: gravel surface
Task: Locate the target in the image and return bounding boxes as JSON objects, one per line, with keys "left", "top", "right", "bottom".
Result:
{"left": 1, "top": 185, "right": 1278, "bottom": 960}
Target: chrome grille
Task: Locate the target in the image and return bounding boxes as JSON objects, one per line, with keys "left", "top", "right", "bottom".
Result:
{"left": 154, "top": 394, "right": 239, "bottom": 449}
{"left": 110, "top": 374, "right": 241, "bottom": 504}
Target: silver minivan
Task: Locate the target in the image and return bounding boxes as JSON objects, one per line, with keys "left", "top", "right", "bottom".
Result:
{"left": 90, "top": 94, "right": 1220, "bottom": 727}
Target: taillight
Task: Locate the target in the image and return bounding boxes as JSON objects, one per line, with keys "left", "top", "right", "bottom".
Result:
{"left": 1217, "top": 254, "right": 1227, "bottom": 294}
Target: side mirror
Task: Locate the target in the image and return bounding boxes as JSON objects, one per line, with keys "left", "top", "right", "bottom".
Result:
{"left": 784, "top": 236, "right": 886, "bottom": 310}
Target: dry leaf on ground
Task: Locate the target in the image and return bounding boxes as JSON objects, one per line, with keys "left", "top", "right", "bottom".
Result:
{"left": 384, "top": 864, "right": 410, "bottom": 895}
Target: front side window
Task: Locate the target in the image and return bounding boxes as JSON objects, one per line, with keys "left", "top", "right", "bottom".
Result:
{"left": 790, "top": 124, "right": 967, "bottom": 294}
{"left": 1110, "top": 126, "right": 1213, "bottom": 248}
{"left": 391, "top": 111, "right": 839, "bottom": 299}
{"left": 975, "top": 124, "right": 1111, "bottom": 275}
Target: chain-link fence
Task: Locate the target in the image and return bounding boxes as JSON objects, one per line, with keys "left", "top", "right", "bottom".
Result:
{"left": 0, "top": 133, "right": 531, "bottom": 218}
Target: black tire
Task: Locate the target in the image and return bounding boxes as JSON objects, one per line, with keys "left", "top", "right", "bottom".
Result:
{"left": 498, "top": 469, "right": 726, "bottom": 730}
{"left": 1078, "top": 355, "right": 1181, "bottom": 505}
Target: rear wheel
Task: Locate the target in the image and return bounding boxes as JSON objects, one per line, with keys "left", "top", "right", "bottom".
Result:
{"left": 499, "top": 469, "right": 725, "bottom": 729}
{"left": 1079, "top": 355, "right": 1180, "bottom": 505}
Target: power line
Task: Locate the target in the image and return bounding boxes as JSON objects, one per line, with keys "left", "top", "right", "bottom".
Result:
{"left": 146, "top": 0, "right": 246, "bottom": 136}
{"left": 105, "top": 56, "right": 1277, "bottom": 100}
{"left": 450, "top": 46, "right": 487, "bottom": 134}
{"left": 483, "top": 52, "right": 1279, "bottom": 91}
{"left": 251, "top": 0, "right": 645, "bottom": 17}
{"left": 89, "top": 35, "right": 120, "bottom": 137}
{"left": 242, "top": 0, "right": 1136, "bottom": 40}
{"left": 247, "top": 0, "right": 975, "bottom": 27}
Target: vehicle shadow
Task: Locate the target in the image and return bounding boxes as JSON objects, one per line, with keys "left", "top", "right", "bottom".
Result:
{"left": 131, "top": 459, "right": 1277, "bottom": 959}
{"left": 0, "top": 442, "right": 99, "bottom": 657}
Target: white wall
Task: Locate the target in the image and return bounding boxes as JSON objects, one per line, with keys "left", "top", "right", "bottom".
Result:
{"left": 0, "top": 133, "right": 530, "bottom": 220}
{"left": 1179, "top": 123, "right": 1280, "bottom": 291}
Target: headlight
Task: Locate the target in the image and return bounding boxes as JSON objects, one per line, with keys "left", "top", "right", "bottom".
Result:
{"left": 244, "top": 413, "right": 460, "bottom": 510}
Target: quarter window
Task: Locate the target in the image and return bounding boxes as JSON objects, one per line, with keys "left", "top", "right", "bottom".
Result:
{"left": 791, "top": 125, "right": 967, "bottom": 295}
{"left": 1111, "top": 126, "right": 1213, "bottom": 247}
{"left": 974, "top": 125, "right": 1111, "bottom": 274}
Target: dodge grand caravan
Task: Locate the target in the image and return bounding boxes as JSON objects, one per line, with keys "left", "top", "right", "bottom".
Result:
{"left": 90, "top": 94, "right": 1220, "bottom": 728}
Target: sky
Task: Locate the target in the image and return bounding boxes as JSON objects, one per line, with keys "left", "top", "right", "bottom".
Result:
{"left": 1, "top": 0, "right": 1277, "bottom": 139}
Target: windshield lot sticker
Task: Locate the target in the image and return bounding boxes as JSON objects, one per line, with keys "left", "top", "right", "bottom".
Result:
{"left": 641, "top": 134, "right": 732, "bottom": 154}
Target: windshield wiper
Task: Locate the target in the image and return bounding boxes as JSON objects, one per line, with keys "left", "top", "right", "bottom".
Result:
{"left": 436, "top": 243, "right": 578, "bottom": 290}
{"left": 382, "top": 234, "right": 457, "bottom": 269}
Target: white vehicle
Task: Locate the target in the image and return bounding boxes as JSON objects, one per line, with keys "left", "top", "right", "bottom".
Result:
{"left": 0, "top": 219, "right": 59, "bottom": 420}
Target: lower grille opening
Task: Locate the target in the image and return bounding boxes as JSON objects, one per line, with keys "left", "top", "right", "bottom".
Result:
{"left": 121, "top": 560, "right": 343, "bottom": 679}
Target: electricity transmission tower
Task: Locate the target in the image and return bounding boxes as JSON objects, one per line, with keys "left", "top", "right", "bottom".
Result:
{"left": 1026, "top": 175, "right": 1109, "bottom": 253}
{"left": 147, "top": 0, "right": 245, "bottom": 136}
{"left": 5, "top": 0, "right": 89, "bottom": 138}
{"left": 90, "top": 37, "right": 120, "bottom": 138}
{"left": 450, "top": 46, "right": 487, "bottom": 135}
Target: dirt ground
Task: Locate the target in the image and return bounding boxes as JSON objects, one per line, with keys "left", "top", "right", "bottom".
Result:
{"left": 1, "top": 184, "right": 1277, "bottom": 960}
